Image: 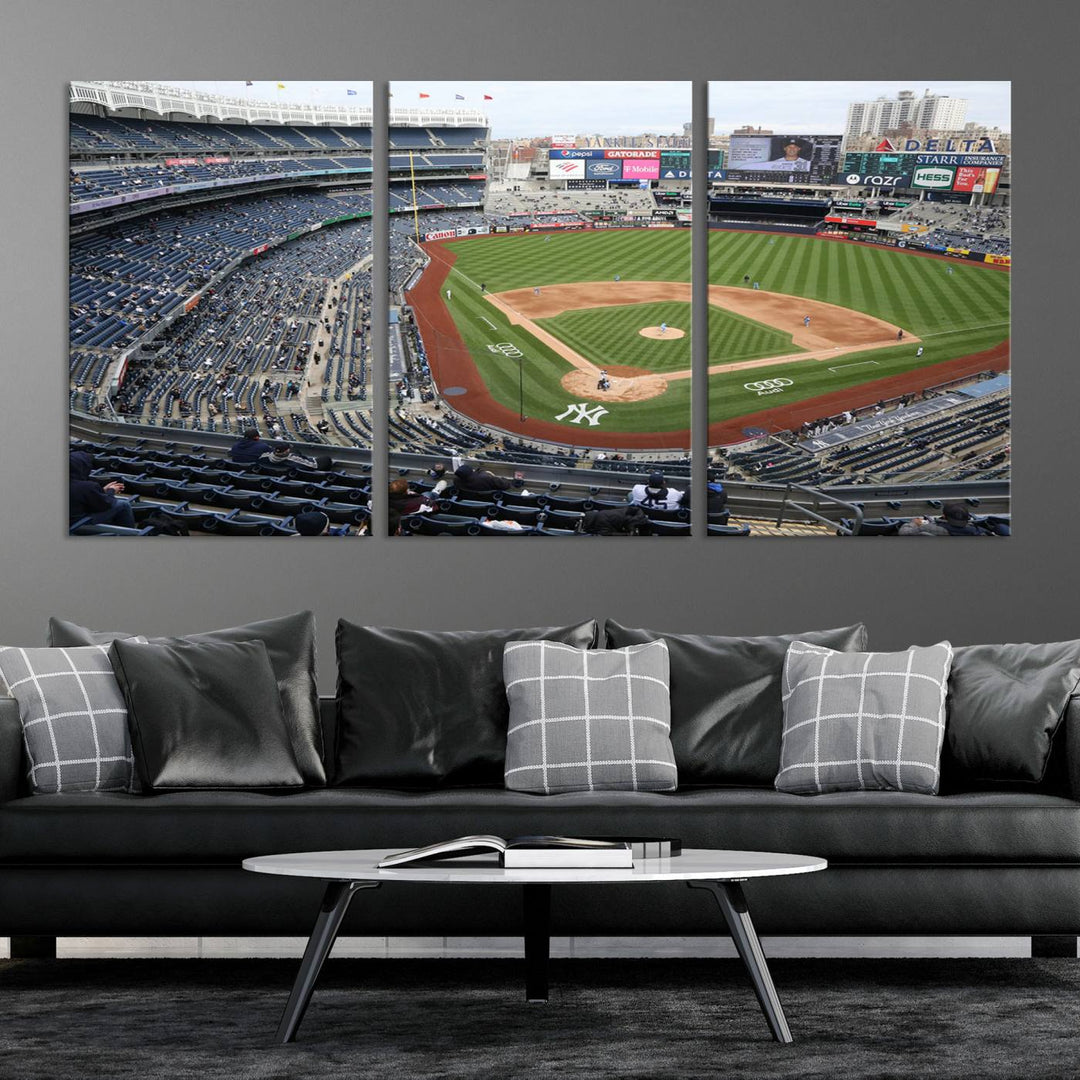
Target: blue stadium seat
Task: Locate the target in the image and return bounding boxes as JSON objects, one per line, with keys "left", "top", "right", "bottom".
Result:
{"left": 402, "top": 514, "right": 479, "bottom": 537}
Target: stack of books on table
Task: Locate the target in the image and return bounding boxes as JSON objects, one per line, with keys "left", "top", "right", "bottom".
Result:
{"left": 377, "top": 836, "right": 681, "bottom": 869}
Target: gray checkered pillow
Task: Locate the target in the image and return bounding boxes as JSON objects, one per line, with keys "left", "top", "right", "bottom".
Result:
{"left": 503, "top": 639, "right": 677, "bottom": 794}
{"left": 776, "top": 640, "right": 953, "bottom": 795}
{"left": 0, "top": 645, "right": 139, "bottom": 794}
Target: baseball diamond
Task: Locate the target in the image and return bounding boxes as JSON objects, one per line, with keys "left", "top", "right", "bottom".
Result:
{"left": 407, "top": 229, "right": 1009, "bottom": 449}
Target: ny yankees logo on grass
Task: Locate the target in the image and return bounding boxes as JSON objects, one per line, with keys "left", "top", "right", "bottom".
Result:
{"left": 556, "top": 402, "right": 609, "bottom": 426}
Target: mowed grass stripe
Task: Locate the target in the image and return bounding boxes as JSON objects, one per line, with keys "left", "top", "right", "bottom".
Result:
{"left": 538, "top": 302, "right": 692, "bottom": 373}
{"left": 707, "top": 322, "right": 1008, "bottom": 424}
{"left": 446, "top": 231, "right": 691, "bottom": 291}
{"left": 427, "top": 231, "right": 1008, "bottom": 440}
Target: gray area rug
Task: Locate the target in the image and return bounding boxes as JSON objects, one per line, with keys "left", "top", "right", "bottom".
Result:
{"left": 1, "top": 957, "right": 1079, "bottom": 1079}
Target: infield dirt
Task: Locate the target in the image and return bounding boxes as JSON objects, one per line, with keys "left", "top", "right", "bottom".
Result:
{"left": 406, "top": 237, "right": 1005, "bottom": 450}
{"left": 486, "top": 280, "right": 916, "bottom": 404}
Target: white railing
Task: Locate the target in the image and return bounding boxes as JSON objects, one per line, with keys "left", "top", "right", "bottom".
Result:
{"left": 70, "top": 80, "right": 488, "bottom": 129}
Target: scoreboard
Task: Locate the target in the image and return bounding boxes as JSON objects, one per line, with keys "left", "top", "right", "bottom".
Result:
{"left": 841, "top": 152, "right": 914, "bottom": 187}
{"left": 657, "top": 149, "right": 724, "bottom": 180}
{"left": 726, "top": 134, "right": 842, "bottom": 185}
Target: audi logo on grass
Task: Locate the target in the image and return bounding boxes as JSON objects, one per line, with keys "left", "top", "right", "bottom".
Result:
{"left": 744, "top": 378, "right": 793, "bottom": 396}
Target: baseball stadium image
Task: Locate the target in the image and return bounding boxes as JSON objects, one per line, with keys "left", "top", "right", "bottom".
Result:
{"left": 391, "top": 80, "right": 695, "bottom": 537}
{"left": 69, "top": 81, "right": 377, "bottom": 538}
{"left": 704, "top": 81, "right": 1010, "bottom": 537}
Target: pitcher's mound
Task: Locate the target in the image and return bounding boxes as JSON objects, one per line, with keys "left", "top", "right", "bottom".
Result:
{"left": 639, "top": 325, "right": 685, "bottom": 340}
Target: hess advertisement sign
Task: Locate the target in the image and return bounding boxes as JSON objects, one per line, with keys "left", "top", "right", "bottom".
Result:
{"left": 911, "top": 165, "right": 956, "bottom": 190}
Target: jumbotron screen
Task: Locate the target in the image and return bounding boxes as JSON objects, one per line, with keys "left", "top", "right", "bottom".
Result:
{"left": 725, "top": 134, "right": 843, "bottom": 184}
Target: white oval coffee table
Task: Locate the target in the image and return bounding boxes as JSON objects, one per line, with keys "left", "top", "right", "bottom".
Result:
{"left": 244, "top": 847, "right": 827, "bottom": 1045}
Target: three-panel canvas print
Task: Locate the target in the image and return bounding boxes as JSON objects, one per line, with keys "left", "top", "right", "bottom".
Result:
{"left": 69, "top": 80, "right": 1010, "bottom": 538}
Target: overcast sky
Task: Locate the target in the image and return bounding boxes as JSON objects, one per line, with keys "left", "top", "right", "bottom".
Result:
{"left": 391, "top": 82, "right": 691, "bottom": 139}
{"left": 166, "top": 81, "right": 374, "bottom": 108}
{"left": 708, "top": 81, "right": 1010, "bottom": 134}
{"left": 162, "top": 80, "right": 1008, "bottom": 138}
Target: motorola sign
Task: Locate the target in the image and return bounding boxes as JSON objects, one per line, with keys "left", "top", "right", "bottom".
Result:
{"left": 845, "top": 173, "right": 908, "bottom": 188}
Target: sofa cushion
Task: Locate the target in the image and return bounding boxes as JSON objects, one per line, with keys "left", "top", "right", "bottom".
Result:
{"left": 335, "top": 620, "right": 599, "bottom": 788}
{"left": 0, "top": 645, "right": 138, "bottom": 794}
{"left": 943, "top": 642, "right": 1080, "bottom": 787}
{"left": 604, "top": 620, "right": 868, "bottom": 786}
{"left": 2, "top": 788, "right": 1078, "bottom": 864}
{"left": 109, "top": 638, "right": 304, "bottom": 792}
{"left": 503, "top": 640, "right": 677, "bottom": 794}
{"left": 46, "top": 613, "right": 324, "bottom": 787}
{"left": 776, "top": 640, "right": 953, "bottom": 795}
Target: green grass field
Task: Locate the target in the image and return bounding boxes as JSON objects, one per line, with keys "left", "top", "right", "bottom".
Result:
{"left": 434, "top": 230, "right": 1009, "bottom": 439}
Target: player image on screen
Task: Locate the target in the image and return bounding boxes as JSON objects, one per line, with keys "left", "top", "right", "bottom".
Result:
{"left": 760, "top": 138, "right": 811, "bottom": 171}
{"left": 726, "top": 134, "right": 842, "bottom": 184}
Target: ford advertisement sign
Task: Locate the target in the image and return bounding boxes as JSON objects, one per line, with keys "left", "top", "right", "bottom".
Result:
{"left": 586, "top": 159, "right": 623, "bottom": 179}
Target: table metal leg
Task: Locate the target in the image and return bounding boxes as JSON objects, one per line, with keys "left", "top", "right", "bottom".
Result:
{"left": 688, "top": 880, "right": 793, "bottom": 1044}
{"left": 523, "top": 883, "right": 551, "bottom": 1002}
{"left": 276, "top": 880, "right": 380, "bottom": 1044}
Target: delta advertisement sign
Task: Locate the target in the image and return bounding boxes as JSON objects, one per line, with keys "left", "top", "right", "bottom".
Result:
{"left": 871, "top": 136, "right": 1000, "bottom": 155}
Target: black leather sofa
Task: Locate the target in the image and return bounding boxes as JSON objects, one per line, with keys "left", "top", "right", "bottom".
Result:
{"left": 3, "top": 692, "right": 1080, "bottom": 957}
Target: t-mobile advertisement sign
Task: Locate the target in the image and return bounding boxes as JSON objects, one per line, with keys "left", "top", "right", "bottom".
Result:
{"left": 621, "top": 159, "right": 660, "bottom": 180}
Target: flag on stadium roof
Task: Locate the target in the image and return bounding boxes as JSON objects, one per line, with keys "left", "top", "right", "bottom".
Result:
{"left": 455, "top": 94, "right": 465, "bottom": 100}
{"left": 483, "top": 94, "right": 493, "bottom": 101}
{"left": 276, "top": 82, "right": 285, "bottom": 90}
{"left": 244, "top": 80, "right": 253, "bottom": 87}
{"left": 419, "top": 92, "right": 430, "bottom": 99}
{"left": 347, "top": 89, "right": 357, "bottom": 95}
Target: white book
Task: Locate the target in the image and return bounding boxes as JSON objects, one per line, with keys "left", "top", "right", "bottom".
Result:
{"left": 378, "top": 835, "right": 632, "bottom": 869}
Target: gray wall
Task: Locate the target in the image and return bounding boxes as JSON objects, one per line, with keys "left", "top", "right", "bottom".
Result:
{"left": 1, "top": 0, "right": 1075, "bottom": 688}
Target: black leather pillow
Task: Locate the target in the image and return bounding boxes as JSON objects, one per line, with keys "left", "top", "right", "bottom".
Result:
{"left": 48, "top": 613, "right": 324, "bottom": 786}
{"left": 942, "top": 641, "right": 1080, "bottom": 787}
{"left": 604, "top": 620, "right": 868, "bottom": 786}
{"left": 335, "top": 620, "right": 599, "bottom": 788}
{"left": 109, "top": 637, "right": 304, "bottom": 792}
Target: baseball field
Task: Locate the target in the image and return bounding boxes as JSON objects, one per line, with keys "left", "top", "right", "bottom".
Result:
{"left": 406, "top": 228, "right": 1010, "bottom": 448}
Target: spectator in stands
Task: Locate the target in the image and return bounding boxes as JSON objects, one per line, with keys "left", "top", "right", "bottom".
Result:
{"left": 706, "top": 479, "right": 729, "bottom": 515}
{"left": 69, "top": 451, "right": 135, "bottom": 530}
{"left": 898, "top": 515, "right": 949, "bottom": 537}
{"left": 628, "top": 472, "right": 685, "bottom": 511}
{"left": 293, "top": 511, "right": 330, "bottom": 536}
{"left": 388, "top": 478, "right": 431, "bottom": 517}
{"left": 581, "top": 505, "right": 648, "bottom": 536}
{"left": 266, "top": 443, "right": 333, "bottom": 472}
{"left": 428, "top": 462, "right": 452, "bottom": 498}
{"left": 452, "top": 463, "right": 515, "bottom": 494}
{"left": 230, "top": 428, "right": 274, "bottom": 464}
{"left": 939, "top": 503, "right": 984, "bottom": 536}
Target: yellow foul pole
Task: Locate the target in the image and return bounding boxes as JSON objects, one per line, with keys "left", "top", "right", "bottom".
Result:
{"left": 410, "top": 150, "right": 420, "bottom": 244}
